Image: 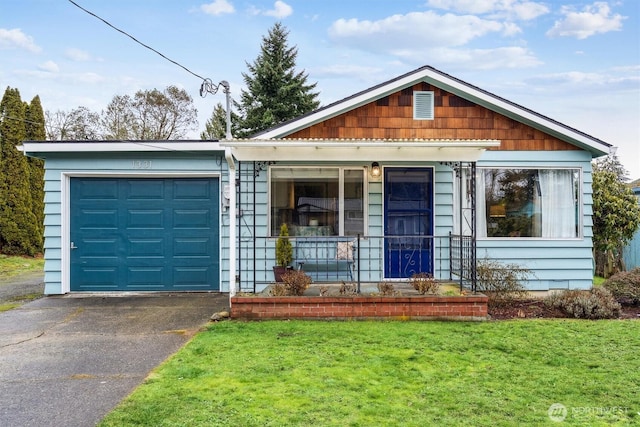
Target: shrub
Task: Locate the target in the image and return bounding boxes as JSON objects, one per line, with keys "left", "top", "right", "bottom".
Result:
{"left": 544, "top": 287, "right": 621, "bottom": 319}
{"left": 275, "top": 223, "right": 293, "bottom": 267}
{"left": 409, "top": 272, "right": 439, "bottom": 295}
{"left": 377, "top": 282, "right": 396, "bottom": 296}
{"left": 279, "top": 269, "right": 312, "bottom": 296}
{"left": 339, "top": 281, "right": 357, "bottom": 296}
{"left": 602, "top": 268, "right": 640, "bottom": 305}
{"left": 476, "top": 258, "right": 531, "bottom": 306}
{"left": 269, "top": 283, "right": 288, "bottom": 297}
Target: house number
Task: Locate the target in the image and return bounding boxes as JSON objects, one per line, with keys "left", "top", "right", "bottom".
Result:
{"left": 132, "top": 160, "right": 152, "bottom": 169}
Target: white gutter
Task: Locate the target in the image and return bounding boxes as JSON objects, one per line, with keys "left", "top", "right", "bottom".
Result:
{"left": 224, "top": 148, "right": 237, "bottom": 299}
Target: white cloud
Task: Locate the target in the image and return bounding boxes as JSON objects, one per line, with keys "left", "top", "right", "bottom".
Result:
{"left": 546, "top": 2, "right": 625, "bottom": 39}
{"left": 329, "top": 11, "right": 506, "bottom": 50}
{"left": 423, "top": 46, "right": 541, "bottom": 69}
{"left": 201, "top": 0, "right": 235, "bottom": 16}
{"left": 525, "top": 69, "right": 639, "bottom": 91}
{"left": 266, "top": 1, "right": 293, "bottom": 18}
{"left": 65, "top": 48, "right": 91, "bottom": 62}
{"left": 38, "top": 60, "right": 59, "bottom": 73}
{"left": 0, "top": 28, "right": 41, "bottom": 53}
{"left": 313, "top": 64, "right": 384, "bottom": 79}
{"left": 426, "top": 0, "right": 549, "bottom": 21}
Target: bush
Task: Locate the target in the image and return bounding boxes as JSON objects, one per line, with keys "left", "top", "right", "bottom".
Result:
{"left": 476, "top": 258, "right": 531, "bottom": 306}
{"left": 377, "top": 282, "right": 396, "bottom": 296}
{"left": 602, "top": 268, "right": 640, "bottom": 305}
{"left": 279, "top": 269, "right": 312, "bottom": 296}
{"left": 409, "top": 272, "right": 439, "bottom": 295}
{"left": 269, "top": 283, "right": 288, "bottom": 297}
{"left": 544, "top": 287, "right": 621, "bottom": 319}
{"left": 339, "top": 281, "right": 357, "bottom": 296}
{"left": 275, "top": 223, "right": 293, "bottom": 267}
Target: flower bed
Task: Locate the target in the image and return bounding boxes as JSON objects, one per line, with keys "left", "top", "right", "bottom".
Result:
{"left": 230, "top": 294, "right": 488, "bottom": 321}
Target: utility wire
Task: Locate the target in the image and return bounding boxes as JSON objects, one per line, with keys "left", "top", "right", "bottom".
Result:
{"left": 67, "top": 0, "right": 207, "bottom": 82}
{"left": 3, "top": 115, "right": 44, "bottom": 125}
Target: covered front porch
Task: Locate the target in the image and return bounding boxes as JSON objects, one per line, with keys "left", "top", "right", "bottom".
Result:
{"left": 222, "top": 139, "right": 498, "bottom": 295}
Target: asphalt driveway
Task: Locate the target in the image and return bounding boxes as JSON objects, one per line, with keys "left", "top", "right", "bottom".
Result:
{"left": 0, "top": 292, "right": 228, "bottom": 427}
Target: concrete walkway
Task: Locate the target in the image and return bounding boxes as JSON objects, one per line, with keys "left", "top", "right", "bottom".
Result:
{"left": 0, "top": 292, "right": 228, "bottom": 427}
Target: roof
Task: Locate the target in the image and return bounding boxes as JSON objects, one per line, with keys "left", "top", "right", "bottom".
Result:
{"left": 20, "top": 140, "right": 223, "bottom": 157}
{"left": 254, "top": 65, "right": 611, "bottom": 157}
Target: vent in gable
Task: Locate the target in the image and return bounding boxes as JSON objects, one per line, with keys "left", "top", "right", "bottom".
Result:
{"left": 414, "top": 91, "right": 434, "bottom": 120}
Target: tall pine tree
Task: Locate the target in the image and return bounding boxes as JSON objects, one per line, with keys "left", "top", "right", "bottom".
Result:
{"left": 200, "top": 102, "right": 241, "bottom": 140}
{"left": 235, "top": 22, "right": 320, "bottom": 137}
{"left": 0, "top": 87, "right": 39, "bottom": 255}
{"left": 25, "top": 95, "right": 45, "bottom": 251}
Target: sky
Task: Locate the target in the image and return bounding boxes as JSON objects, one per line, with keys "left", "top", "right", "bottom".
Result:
{"left": 1, "top": 0, "right": 639, "bottom": 179}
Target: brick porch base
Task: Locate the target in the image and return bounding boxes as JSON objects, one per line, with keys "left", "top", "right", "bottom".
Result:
{"left": 230, "top": 295, "right": 488, "bottom": 321}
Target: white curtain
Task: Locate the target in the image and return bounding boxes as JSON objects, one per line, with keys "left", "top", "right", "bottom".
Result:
{"left": 539, "top": 170, "right": 576, "bottom": 238}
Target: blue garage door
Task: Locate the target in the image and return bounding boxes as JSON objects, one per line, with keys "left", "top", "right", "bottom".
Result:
{"left": 70, "top": 177, "right": 219, "bottom": 291}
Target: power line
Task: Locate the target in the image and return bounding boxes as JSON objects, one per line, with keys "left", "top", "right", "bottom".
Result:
{"left": 2, "top": 115, "right": 44, "bottom": 125}
{"left": 67, "top": 0, "right": 206, "bottom": 82}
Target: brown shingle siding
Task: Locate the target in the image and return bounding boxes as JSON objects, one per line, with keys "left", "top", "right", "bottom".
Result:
{"left": 286, "top": 85, "right": 577, "bottom": 151}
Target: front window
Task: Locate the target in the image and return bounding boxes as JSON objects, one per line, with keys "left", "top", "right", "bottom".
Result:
{"left": 270, "top": 167, "right": 365, "bottom": 236}
{"left": 479, "top": 168, "right": 580, "bottom": 238}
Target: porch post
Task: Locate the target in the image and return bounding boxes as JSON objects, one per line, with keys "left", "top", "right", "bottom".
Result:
{"left": 225, "top": 148, "right": 237, "bottom": 297}
{"left": 470, "top": 162, "right": 477, "bottom": 292}
{"left": 458, "top": 162, "right": 464, "bottom": 290}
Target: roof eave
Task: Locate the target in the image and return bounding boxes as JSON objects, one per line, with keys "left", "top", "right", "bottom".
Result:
{"left": 21, "top": 140, "right": 224, "bottom": 157}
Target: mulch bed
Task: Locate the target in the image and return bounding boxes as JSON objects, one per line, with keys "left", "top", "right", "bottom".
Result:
{"left": 488, "top": 299, "right": 640, "bottom": 320}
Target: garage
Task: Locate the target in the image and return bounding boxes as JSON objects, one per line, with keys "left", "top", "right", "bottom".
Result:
{"left": 70, "top": 177, "right": 220, "bottom": 291}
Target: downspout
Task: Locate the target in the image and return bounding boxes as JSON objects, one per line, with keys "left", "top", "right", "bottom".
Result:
{"left": 225, "top": 147, "right": 237, "bottom": 298}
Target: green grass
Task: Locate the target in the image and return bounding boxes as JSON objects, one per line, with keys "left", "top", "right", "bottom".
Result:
{"left": 594, "top": 276, "right": 606, "bottom": 286}
{"left": 100, "top": 320, "right": 640, "bottom": 426}
{"left": 0, "top": 292, "right": 43, "bottom": 313}
{"left": 0, "top": 254, "right": 44, "bottom": 280}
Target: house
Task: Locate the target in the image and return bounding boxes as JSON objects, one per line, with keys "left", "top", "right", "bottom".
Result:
{"left": 22, "top": 65, "right": 610, "bottom": 295}
{"left": 623, "top": 181, "right": 640, "bottom": 270}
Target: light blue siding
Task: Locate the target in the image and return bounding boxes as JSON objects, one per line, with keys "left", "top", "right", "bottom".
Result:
{"left": 623, "top": 189, "right": 640, "bottom": 269}
{"left": 34, "top": 147, "right": 598, "bottom": 293}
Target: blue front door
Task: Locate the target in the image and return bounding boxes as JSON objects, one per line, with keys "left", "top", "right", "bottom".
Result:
{"left": 70, "top": 177, "right": 219, "bottom": 291}
{"left": 384, "top": 168, "right": 434, "bottom": 278}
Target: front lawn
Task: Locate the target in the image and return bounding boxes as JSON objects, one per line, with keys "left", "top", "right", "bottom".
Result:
{"left": 0, "top": 254, "right": 44, "bottom": 280}
{"left": 100, "top": 320, "right": 639, "bottom": 426}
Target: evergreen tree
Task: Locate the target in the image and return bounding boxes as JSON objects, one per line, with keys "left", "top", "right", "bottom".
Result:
{"left": 200, "top": 102, "right": 240, "bottom": 140}
{"left": 592, "top": 156, "right": 640, "bottom": 277}
{"left": 235, "top": 22, "right": 320, "bottom": 137}
{"left": 25, "top": 95, "right": 45, "bottom": 251}
{"left": 0, "top": 87, "right": 39, "bottom": 255}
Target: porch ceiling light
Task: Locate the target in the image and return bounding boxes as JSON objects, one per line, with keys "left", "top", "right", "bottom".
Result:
{"left": 371, "top": 162, "right": 381, "bottom": 178}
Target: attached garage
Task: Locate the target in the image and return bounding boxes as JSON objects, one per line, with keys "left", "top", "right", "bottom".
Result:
{"left": 18, "top": 140, "right": 228, "bottom": 295}
{"left": 69, "top": 176, "right": 220, "bottom": 291}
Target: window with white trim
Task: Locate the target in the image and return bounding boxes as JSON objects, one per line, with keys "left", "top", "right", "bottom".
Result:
{"left": 270, "top": 167, "right": 365, "bottom": 236}
{"left": 478, "top": 168, "right": 581, "bottom": 238}
{"left": 454, "top": 168, "right": 582, "bottom": 238}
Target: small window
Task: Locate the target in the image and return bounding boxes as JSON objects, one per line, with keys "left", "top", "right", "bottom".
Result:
{"left": 414, "top": 91, "right": 434, "bottom": 120}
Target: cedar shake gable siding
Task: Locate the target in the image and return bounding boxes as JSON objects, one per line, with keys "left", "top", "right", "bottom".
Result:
{"left": 288, "top": 83, "right": 577, "bottom": 151}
